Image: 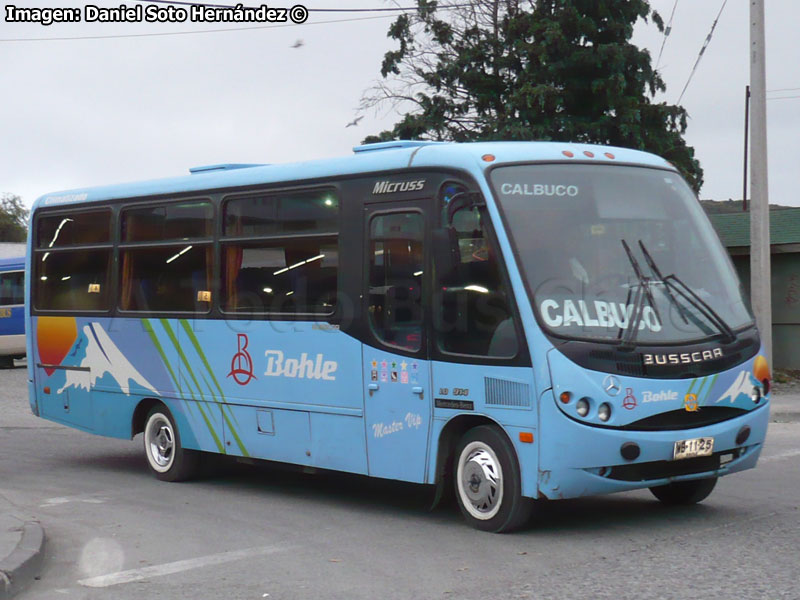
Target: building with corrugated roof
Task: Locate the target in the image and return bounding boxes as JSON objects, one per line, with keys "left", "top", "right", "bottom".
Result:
{"left": 709, "top": 208, "right": 800, "bottom": 368}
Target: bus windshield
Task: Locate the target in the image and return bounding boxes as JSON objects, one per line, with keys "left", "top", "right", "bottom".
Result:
{"left": 491, "top": 164, "right": 754, "bottom": 345}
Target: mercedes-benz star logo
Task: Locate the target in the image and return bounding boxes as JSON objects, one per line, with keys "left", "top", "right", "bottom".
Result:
{"left": 603, "top": 375, "right": 621, "bottom": 396}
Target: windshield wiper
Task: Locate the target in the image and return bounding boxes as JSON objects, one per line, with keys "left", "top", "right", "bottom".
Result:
{"left": 636, "top": 240, "right": 690, "bottom": 326}
{"left": 638, "top": 240, "right": 737, "bottom": 344}
{"left": 618, "top": 240, "right": 660, "bottom": 351}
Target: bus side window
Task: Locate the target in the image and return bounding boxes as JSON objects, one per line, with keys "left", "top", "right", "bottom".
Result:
{"left": 220, "top": 190, "right": 339, "bottom": 315}
{"left": 0, "top": 271, "right": 23, "bottom": 306}
{"left": 435, "top": 185, "right": 518, "bottom": 358}
{"left": 119, "top": 246, "right": 212, "bottom": 312}
{"left": 34, "top": 210, "right": 113, "bottom": 312}
{"left": 119, "top": 201, "right": 213, "bottom": 312}
{"left": 221, "top": 241, "right": 338, "bottom": 314}
{"left": 368, "top": 212, "right": 424, "bottom": 352}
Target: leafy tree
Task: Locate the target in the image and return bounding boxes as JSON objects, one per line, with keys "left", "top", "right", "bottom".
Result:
{"left": 0, "top": 194, "right": 29, "bottom": 243}
{"left": 361, "top": 0, "right": 703, "bottom": 191}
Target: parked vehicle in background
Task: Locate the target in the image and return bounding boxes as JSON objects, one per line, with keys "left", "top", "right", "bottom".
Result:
{"left": 0, "top": 257, "right": 25, "bottom": 367}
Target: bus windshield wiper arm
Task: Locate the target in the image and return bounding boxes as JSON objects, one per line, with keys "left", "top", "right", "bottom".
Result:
{"left": 638, "top": 240, "right": 737, "bottom": 344}
{"left": 618, "top": 240, "right": 658, "bottom": 351}
{"left": 637, "top": 240, "right": 690, "bottom": 325}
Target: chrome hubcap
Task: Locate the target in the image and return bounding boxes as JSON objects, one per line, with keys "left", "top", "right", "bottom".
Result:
{"left": 146, "top": 416, "right": 174, "bottom": 469}
{"left": 458, "top": 444, "right": 503, "bottom": 519}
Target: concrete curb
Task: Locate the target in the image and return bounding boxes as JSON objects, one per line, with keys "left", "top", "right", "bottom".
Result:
{"left": 0, "top": 520, "right": 45, "bottom": 599}
{"left": 771, "top": 411, "right": 800, "bottom": 424}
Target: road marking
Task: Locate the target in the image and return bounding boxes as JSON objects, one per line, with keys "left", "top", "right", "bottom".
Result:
{"left": 40, "top": 494, "right": 108, "bottom": 508}
{"left": 760, "top": 448, "right": 800, "bottom": 462}
{"left": 78, "top": 545, "right": 287, "bottom": 588}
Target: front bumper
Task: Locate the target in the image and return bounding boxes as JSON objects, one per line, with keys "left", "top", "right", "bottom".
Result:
{"left": 537, "top": 394, "right": 769, "bottom": 499}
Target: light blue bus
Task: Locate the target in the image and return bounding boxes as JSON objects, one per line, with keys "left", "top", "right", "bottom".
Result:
{"left": 27, "top": 141, "right": 770, "bottom": 532}
{"left": 0, "top": 256, "right": 26, "bottom": 368}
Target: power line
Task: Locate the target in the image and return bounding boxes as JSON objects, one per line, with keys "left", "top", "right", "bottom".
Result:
{"left": 0, "top": 13, "right": 395, "bottom": 43}
{"left": 0, "top": 1, "right": 473, "bottom": 43}
{"left": 767, "top": 87, "right": 800, "bottom": 94}
{"left": 676, "top": 0, "right": 728, "bottom": 104}
{"left": 768, "top": 95, "right": 800, "bottom": 101}
{"left": 654, "top": 0, "right": 679, "bottom": 71}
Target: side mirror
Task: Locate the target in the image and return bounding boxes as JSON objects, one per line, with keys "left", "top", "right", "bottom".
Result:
{"left": 445, "top": 192, "right": 484, "bottom": 225}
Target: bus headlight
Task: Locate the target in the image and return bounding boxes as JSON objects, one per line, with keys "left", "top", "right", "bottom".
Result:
{"left": 598, "top": 403, "right": 612, "bottom": 422}
{"left": 750, "top": 386, "right": 762, "bottom": 403}
{"left": 576, "top": 398, "right": 590, "bottom": 417}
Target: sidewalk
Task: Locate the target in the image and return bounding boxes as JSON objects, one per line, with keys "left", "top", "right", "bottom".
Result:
{"left": 769, "top": 390, "right": 800, "bottom": 423}
{"left": 0, "top": 497, "right": 44, "bottom": 599}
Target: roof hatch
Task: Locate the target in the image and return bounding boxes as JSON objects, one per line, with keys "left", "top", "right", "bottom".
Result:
{"left": 352, "top": 140, "right": 443, "bottom": 153}
{"left": 189, "top": 163, "right": 267, "bottom": 175}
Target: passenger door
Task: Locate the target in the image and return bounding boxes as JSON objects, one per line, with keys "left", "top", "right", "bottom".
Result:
{"left": 362, "top": 200, "right": 432, "bottom": 483}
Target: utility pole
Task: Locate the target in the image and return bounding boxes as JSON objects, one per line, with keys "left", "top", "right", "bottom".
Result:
{"left": 742, "top": 85, "right": 750, "bottom": 212}
{"left": 750, "top": 0, "right": 771, "bottom": 370}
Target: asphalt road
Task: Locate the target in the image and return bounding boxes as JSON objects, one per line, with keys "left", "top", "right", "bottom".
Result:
{"left": 2, "top": 365, "right": 799, "bottom": 600}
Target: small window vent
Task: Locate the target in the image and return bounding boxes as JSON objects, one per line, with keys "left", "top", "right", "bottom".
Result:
{"left": 484, "top": 377, "right": 530, "bottom": 408}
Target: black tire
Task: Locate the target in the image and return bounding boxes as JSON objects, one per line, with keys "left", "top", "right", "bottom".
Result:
{"left": 143, "top": 405, "right": 199, "bottom": 482}
{"left": 649, "top": 477, "right": 718, "bottom": 505}
{"left": 454, "top": 425, "right": 534, "bottom": 533}
{"left": 0, "top": 356, "right": 14, "bottom": 369}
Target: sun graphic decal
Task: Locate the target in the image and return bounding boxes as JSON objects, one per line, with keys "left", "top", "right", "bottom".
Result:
{"left": 36, "top": 316, "right": 78, "bottom": 375}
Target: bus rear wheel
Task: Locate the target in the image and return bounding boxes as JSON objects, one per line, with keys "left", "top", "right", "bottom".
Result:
{"left": 143, "top": 405, "right": 199, "bottom": 482}
{"left": 454, "top": 425, "right": 533, "bottom": 533}
{"left": 649, "top": 477, "right": 717, "bottom": 505}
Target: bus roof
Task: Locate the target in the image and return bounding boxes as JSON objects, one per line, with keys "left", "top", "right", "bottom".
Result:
{"left": 32, "top": 141, "right": 674, "bottom": 210}
{"left": 0, "top": 257, "right": 25, "bottom": 270}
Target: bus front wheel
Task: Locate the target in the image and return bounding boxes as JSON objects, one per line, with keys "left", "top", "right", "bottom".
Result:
{"left": 454, "top": 425, "right": 533, "bottom": 533}
{"left": 649, "top": 477, "right": 717, "bottom": 505}
{"left": 143, "top": 405, "right": 199, "bottom": 482}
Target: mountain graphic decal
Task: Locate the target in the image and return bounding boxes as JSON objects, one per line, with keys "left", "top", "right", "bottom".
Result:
{"left": 58, "top": 323, "right": 157, "bottom": 395}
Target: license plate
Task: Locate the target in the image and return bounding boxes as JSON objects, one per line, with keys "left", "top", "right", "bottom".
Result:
{"left": 673, "top": 437, "right": 714, "bottom": 460}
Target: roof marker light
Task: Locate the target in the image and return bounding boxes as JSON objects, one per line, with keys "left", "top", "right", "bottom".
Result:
{"left": 482, "top": 154, "right": 496, "bottom": 162}
{"left": 562, "top": 150, "right": 574, "bottom": 158}
{"left": 583, "top": 151, "right": 595, "bottom": 158}
{"left": 604, "top": 152, "right": 615, "bottom": 159}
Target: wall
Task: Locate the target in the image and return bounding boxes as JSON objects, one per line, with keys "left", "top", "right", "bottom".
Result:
{"left": 730, "top": 251, "right": 800, "bottom": 369}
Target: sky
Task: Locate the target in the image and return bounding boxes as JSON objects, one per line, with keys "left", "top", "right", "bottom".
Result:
{"left": 1, "top": 0, "right": 798, "bottom": 208}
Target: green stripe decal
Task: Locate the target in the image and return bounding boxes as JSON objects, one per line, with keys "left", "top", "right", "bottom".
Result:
{"left": 180, "top": 372, "right": 224, "bottom": 453}
{"left": 180, "top": 320, "right": 226, "bottom": 399}
{"left": 201, "top": 370, "right": 242, "bottom": 429}
{"left": 143, "top": 319, "right": 198, "bottom": 418}
{"left": 180, "top": 320, "right": 247, "bottom": 456}
{"left": 701, "top": 374, "right": 719, "bottom": 406}
{"left": 200, "top": 371, "right": 248, "bottom": 456}
{"left": 222, "top": 411, "right": 248, "bottom": 457}
{"left": 164, "top": 320, "right": 248, "bottom": 457}
{"left": 694, "top": 377, "right": 708, "bottom": 401}
{"left": 159, "top": 319, "right": 226, "bottom": 454}
{"left": 143, "top": 318, "right": 181, "bottom": 396}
